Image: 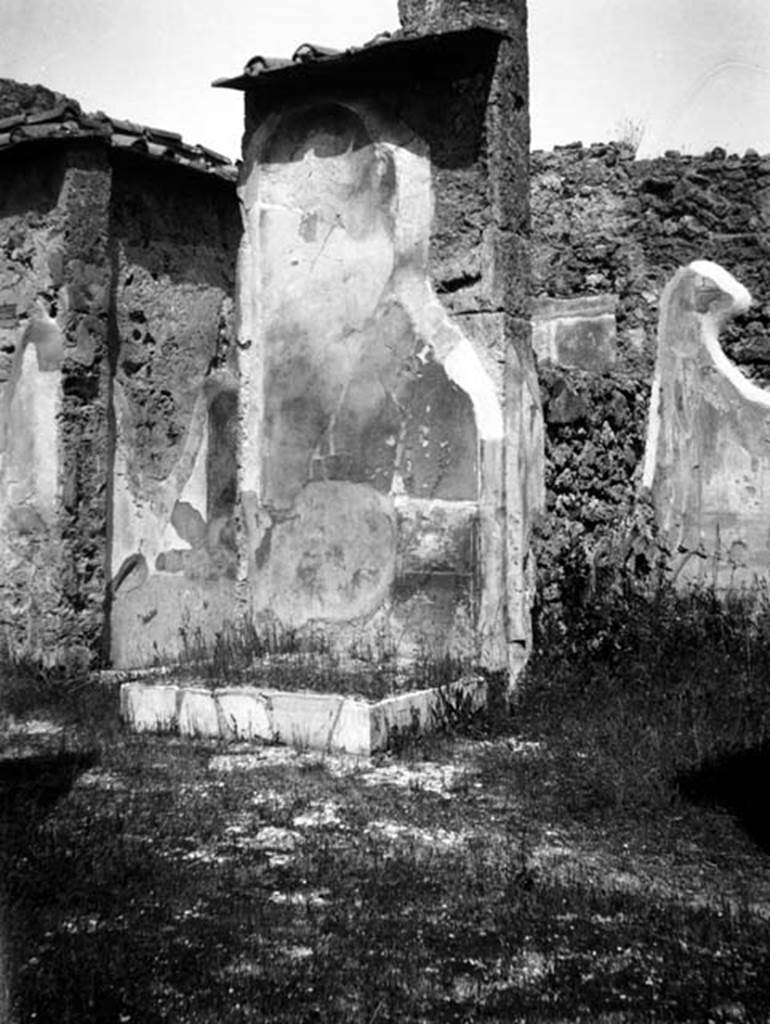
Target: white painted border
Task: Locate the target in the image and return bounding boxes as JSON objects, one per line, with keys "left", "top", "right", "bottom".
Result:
{"left": 642, "top": 259, "right": 754, "bottom": 490}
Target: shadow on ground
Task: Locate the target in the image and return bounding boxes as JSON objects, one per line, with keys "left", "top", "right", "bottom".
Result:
{"left": 677, "top": 742, "right": 770, "bottom": 854}
{"left": 0, "top": 749, "right": 99, "bottom": 1024}
{"left": 0, "top": 751, "right": 98, "bottom": 816}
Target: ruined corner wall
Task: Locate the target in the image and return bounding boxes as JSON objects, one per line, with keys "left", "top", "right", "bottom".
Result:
{"left": 0, "top": 141, "right": 112, "bottom": 662}
{"left": 530, "top": 143, "right": 770, "bottom": 593}
{"left": 108, "top": 158, "right": 241, "bottom": 667}
{"left": 237, "top": 3, "right": 542, "bottom": 675}
{"left": 0, "top": 136, "right": 241, "bottom": 668}
{"left": 399, "top": 0, "right": 540, "bottom": 668}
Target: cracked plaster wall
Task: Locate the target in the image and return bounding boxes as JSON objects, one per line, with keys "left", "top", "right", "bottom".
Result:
{"left": 108, "top": 161, "right": 241, "bottom": 667}
{"left": 238, "top": 102, "right": 484, "bottom": 661}
{"left": 0, "top": 137, "right": 241, "bottom": 667}
{"left": 0, "top": 14, "right": 542, "bottom": 675}
{"left": 642, "top": 260, "right": 770, "bottom": 586}
{"left": 238, "top": 8, "right": 541, "bottom": 675}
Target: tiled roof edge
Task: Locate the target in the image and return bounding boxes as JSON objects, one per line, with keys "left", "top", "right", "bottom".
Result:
{"left": 0, "top": 99, "right": 237, "bottom": 181}
{"left": 215, "top": 23, "right": 508, "bottom": 89}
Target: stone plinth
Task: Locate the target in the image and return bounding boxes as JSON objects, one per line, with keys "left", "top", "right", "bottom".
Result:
{"left": 120, "top": 676, "right": 487, "bottom": 756}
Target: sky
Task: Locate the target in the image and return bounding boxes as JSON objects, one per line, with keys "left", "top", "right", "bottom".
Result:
{"left": 1, "top": 0, "right": 769, "bottom": 161}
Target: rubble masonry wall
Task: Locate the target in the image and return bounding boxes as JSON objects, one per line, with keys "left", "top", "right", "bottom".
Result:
{"left": 531, "top": 143, "right": 770, "bottom": 592}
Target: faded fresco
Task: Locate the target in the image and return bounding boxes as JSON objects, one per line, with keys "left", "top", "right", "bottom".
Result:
{"left": 0, "top": 24, "right": 541, "bottom": 678}
{"left": 108, "top": 167, "right": 241, "bottom": 667}
{"left": 642, "top": 259, "right": 770, "bottom": 585}
{"left": 237, "top": 101, "right": 509, "bottom": 664}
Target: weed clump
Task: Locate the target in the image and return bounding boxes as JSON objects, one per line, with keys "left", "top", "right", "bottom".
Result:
{"left": 0, "top": 641, "right": 118, "bottom": 737}
{"left": 516, "top": 504, "right": 770, "bottom": 813}
{"left": 174, "top": 616, "right": 474, "bottom": 702}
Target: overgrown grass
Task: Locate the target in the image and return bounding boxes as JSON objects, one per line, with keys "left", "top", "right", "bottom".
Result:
{"left": 4, "top": 519, "right": 770, "bottom": 1020}
{"left": 0, "top": 642, "right": 120, "bottom": 742}
{"left": 174, "top": 617, "right": 474, "bottom": 701}
{"left": 514, "top": 543, "right": 770, "bottom": 815}
{"left": 2, "top": 737, "right": 769, "bottom": 1023}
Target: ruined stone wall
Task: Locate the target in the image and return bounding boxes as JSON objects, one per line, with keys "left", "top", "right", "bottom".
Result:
{"left": 0, "top": 140, "right": 116, "bottom": 662}
{"left": 0, "top": 118, "right": 241, "bottom": 666}
{"left": 530, "top": 143, "right": 770, "bottom": 595}
{"left": 399, "top": 0, "right": 540, "bottom": 667}
{"left": 58, "top": 143, "right": 113, "bottom": 659}
{"left": 536, "top": 367, "right": 650, "bottom": 601}
{"left": 0, "top": 145, "right": 71, "bottom": 659}
{"left": 532, "top": 143, "right": 770, "bottom": 378}
{"left": 108, "top": 157, "right": 241, "bottom": 667}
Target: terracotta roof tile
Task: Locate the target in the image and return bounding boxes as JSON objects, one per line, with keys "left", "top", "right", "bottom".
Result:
{"left": 291, "top": 43, "right": 342, "bottom": 63}
{"left": 111, "top": 132, "right": 146, "bottom": 150}
{"left": 196, "top": 143, "right": 232, "bottom": 165}
{"left": 16, "top": 123, "right": 64, "bottom": 139}
{"left": 25, "top": 100, "right": 81, "bottom": 124}
{"left": 145, "top": 126, "right": 183, "bottom": 145}
{"left": 0, "top": 94, "right": 237, "bottom": 181}
{"left": 0, "top": 113, "right": 26, "bottom": 132}
{"left": 242, "top": 55, "right": 293, "bottom": 76}
{"left": 103, "top": 115, "right": 146, "bottom": 135}
{"left": 213, "top": 24, "right": 509, "bottom": 95}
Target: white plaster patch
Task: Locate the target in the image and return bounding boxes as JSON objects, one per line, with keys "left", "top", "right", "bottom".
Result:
{"left": 1, "top": 341, "right": 60, "bottom": 522}
{"left": 176, "top": 426, "right": 208, "bottom": 529}
{"left": 389, "top": 142, "right": 432, "bottom": 265}
{"left": 110, "top": 380, "right": 211, "bottom": 582}
{"left": 235, "top": 238, "right": 263, "bottom": 496}
{"left": 641, "top": 368, "right": 662, "bottom": 490}
{"left": 120, "top": 682, "right": 179, "bottom": 732}
{"left": 689, "top": 259, "right": 751, "bottom": 314}
{"left": 643, "top": 260, "right": 763, "bottom": 494}
{"left": 689, "top": 267, "right": 768, "bottom": 408}
{"left": 394, "top": 275, "right": 504, "bottom": 441}
{"left": 443, "top": 336, "right": 504, "bottom": 440}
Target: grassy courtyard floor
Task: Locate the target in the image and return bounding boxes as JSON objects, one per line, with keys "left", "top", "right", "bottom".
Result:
{"left": 1, "top": 711, "right": 769, "bottom": 1023}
